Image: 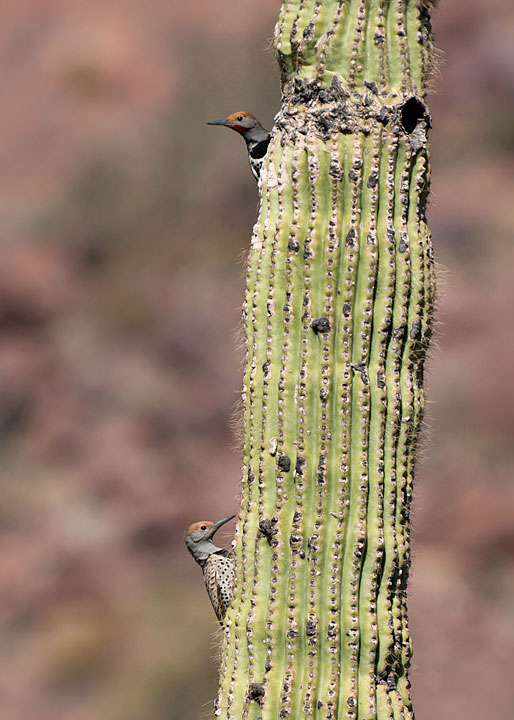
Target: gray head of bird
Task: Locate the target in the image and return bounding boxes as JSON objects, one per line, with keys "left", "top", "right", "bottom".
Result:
{"left": 207, "top": 111, "right": 268, "bottom": 144}
{"left": 184, "top": 515, "right": 235, "bottom": 563}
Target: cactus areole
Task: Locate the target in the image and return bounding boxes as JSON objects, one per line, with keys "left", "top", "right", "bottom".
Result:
{"left": 215, "top": 2, "right": 436, "bottom": 720}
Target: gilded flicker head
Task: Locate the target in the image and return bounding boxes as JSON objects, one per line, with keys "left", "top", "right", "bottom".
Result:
{"left": 207, "top": 111, "right": 268, "bottom": 143}
{"left": 184, "top": 515, "right": 235, "bottom": 563}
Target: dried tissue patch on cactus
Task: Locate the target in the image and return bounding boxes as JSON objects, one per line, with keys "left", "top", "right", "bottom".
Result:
{"left": 259, "top": 518, "right": 277, "bottom": 545}
{"left": 247, "top": 682, "right": 265, "bottom": 703}
{"left": 310, "top": 316, "right": 330, "bottom": 334}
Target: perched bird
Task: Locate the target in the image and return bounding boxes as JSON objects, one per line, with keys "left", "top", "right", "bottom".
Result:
{"left": 184, "top": 515, "right": 236, "bottom": 623}
{"left": 207, "top": 111, "right": 270, "bottom": 180}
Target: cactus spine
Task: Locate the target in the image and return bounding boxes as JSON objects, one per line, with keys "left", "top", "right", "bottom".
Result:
{"left": 217, "top": 2, "right": 436, "bottom": 720}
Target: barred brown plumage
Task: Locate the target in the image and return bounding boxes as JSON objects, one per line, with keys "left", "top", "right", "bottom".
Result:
{"left": 184, "top": 515, "right": 236, "bottom": 623}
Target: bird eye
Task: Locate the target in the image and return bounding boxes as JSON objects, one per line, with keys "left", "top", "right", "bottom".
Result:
{"left": 201, "top": 525, "right": 207, "bottom": 530}
{"left": 237, "top": 116, "right": 243, "bottom": 121}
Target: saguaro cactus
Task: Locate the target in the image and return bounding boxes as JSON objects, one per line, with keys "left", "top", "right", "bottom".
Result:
{"left": 216, "top": 2, "right": 436, "bottom": 720}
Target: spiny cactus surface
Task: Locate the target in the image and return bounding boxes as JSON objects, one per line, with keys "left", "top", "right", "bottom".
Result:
{"left": 216, "top": 2, "right": 436, "bottom": 719}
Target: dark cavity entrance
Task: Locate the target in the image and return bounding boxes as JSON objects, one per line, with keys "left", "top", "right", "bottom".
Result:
{"left": 401, "top": 97, "right": 426, "bottom": 134}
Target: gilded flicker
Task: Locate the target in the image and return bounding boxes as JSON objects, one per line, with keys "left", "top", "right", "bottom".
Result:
{"left": 207, "top": 111, "right": 270, "bottom": 180}
{"left": 184, "top": 515, "right": 236, "bottom": 623}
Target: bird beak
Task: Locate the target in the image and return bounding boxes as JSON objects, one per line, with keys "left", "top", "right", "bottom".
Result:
{"left": 207, "top": 119, "right": 233, "bottom": 127}
{"left": 204, "top": 514, "right": 236, "bottom": 539}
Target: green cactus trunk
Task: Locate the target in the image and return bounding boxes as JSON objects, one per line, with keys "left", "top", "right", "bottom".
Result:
{"left": 217, "top": 2, "right": 436, "bottom": 719}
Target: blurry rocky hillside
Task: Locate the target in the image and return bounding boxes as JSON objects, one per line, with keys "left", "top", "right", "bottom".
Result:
{"left": 0, "top": 1, "right": 512, "bottom": 719}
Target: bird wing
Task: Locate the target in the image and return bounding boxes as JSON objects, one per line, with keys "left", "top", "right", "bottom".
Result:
{"left": 216, "top": 584, "right": 226, "bottom": 622}
{"left": 214, "top": 556, "right": 235, "bottom": 623}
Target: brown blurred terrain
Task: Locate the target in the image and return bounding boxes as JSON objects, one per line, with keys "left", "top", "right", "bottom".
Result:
{"left": 0, "top": 1, "right": 512, "bottom": 719}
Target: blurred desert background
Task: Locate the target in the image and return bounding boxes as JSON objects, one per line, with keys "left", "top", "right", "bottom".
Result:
{"left": 0, "top": 1, "right": 513, "bottom": 718}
